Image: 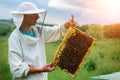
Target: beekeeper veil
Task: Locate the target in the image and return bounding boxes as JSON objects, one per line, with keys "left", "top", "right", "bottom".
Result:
{"left": 11, "top": 2, "right": 47, "bottom": 28}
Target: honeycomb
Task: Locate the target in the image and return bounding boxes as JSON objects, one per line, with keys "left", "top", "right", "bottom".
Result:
{"left": 52, "top": 26, "right": 95, "bottom": 78}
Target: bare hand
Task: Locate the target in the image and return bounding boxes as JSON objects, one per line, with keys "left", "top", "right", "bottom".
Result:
{"left": 64, "top": 15, "right": 78, "bottom": 29}
{"left": 29, "top": 63, "right": 56, "bottom": 73}
{"left": 40, "top": 63, "right": 56, "bottom": 72}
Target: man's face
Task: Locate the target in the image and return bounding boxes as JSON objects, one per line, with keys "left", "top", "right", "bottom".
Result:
{"left": 24, "top": 14, "right": 39, "bottom": 26}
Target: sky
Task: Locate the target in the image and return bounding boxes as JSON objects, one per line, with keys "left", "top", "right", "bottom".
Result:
{"left": 0, "top": 0, "right": 120, "bottom": 25}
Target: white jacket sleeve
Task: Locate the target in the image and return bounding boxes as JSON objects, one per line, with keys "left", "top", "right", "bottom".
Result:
{"left": 8, "top": 35, "right": 29, "bottom": 78}
{"left": 44, "top": 24, "right": 68, "bottom": 42}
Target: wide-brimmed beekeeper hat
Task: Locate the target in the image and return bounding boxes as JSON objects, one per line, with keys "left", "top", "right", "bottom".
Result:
{"left": 11, "top": 2, "right": 46, "bottom": 28}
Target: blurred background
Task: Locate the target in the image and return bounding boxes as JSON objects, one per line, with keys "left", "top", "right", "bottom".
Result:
{"left": 0, "top": 0, "right": 120, "bottom": 80}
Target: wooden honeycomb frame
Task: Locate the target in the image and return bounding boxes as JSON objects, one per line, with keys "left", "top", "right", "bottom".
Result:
{"left": 52, "top": 27, "right": 95, "bottom": 78}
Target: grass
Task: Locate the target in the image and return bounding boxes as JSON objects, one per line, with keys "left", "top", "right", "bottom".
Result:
{"left": 0, "top": 35, "right": 120, "bottom": 80}
{"left": 0, "top": 36, "right": 12, "bottom": 80}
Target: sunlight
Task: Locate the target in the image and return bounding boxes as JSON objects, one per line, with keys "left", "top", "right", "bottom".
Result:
{"left": 90, "top": 0, "right": 120, "bottom": 23}
{"left": 104, "top": 0, "right": 120, "bottom": 15}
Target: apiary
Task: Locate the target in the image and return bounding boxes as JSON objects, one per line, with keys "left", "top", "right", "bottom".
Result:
{"left": 52, "top": 26, "right": 95, "bottom": 78}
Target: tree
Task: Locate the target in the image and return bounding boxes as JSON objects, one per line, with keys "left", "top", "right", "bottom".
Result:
{"left": 85, "top": 24, "right": 104, "bottom": 40}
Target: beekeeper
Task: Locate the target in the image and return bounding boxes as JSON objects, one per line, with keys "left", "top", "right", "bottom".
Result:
{"left": 8, "top": 2, "right": 77, "bottom": 80}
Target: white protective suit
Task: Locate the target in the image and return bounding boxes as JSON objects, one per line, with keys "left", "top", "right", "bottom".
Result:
{"left": 8, "top": 25, "right": 67, "bottom": 80}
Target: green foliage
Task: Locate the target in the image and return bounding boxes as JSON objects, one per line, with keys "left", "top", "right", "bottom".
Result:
{"left": 88, "top": 39, "right": 120, "bottom": 75}
{"left": 0, "top": 26, "right": 15, "bottom": 36}
{"left": 0, "top": 36, "right": 12, "bottom": 79}
{"left": 0, "top": 26, "right": 10, "bottom": 36}
{"left": 104, "top": 23, "right": 120, "bottom": 38}
{"left": 83, "top": 59, "right": 96, "bottom": 71}
{"left": 77, "top": 24, "right": 89, "bottom": 32}
{"left": 85, "top": 24, "right": 105, "bottom": 40}
{"left": 78, "top": 23, "right": 120, "bottom": 40}
{"left": 0, "top": 63, "right": 12, "bottom": 80}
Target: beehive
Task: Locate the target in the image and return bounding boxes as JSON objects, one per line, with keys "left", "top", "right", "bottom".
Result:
{"left": 52, "top": 26, "right": 95, "bottom": 78}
